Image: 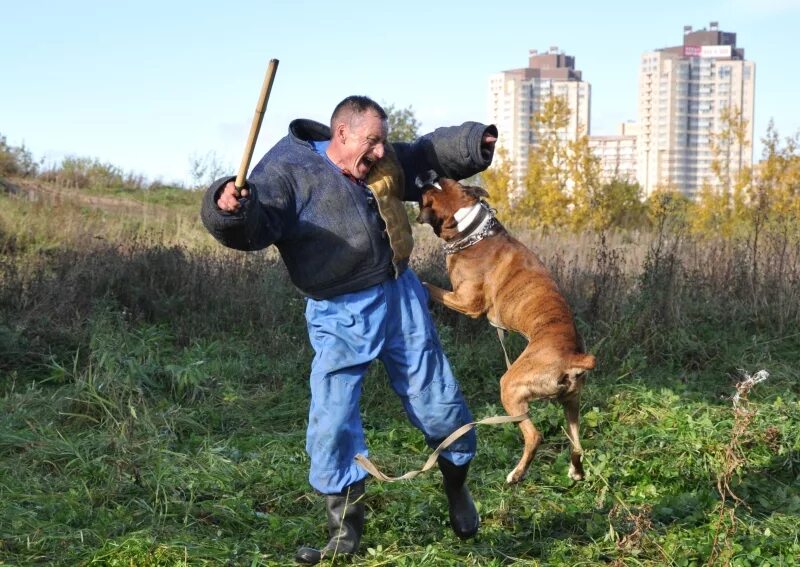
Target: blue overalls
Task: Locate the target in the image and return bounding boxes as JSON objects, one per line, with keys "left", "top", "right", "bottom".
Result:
{"left": 304, "top": 268, "right": 476, "bottom": 493}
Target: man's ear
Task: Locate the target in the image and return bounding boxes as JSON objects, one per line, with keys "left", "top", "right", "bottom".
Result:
{"left": 332, "top": 122, "right": 347, "bottom": 145}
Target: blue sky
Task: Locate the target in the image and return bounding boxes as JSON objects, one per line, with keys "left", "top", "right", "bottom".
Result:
{"left": 2, "top": 0, "right": 799, "bottom": 185}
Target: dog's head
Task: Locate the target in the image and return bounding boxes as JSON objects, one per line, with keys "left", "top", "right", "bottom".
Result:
{"left": 416, "top": 177, "right": 489, "bottom": 238}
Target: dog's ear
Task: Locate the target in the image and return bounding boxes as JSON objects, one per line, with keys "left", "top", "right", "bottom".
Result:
{"left": 463, "top": 185, "right": 489, "bottom": 201}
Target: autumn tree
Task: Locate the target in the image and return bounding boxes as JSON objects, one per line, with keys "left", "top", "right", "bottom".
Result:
{"left": 752, "top": 121, "right": 800, "bottom": 292}
{"left": 480, "top": 147, "right": 513, "bottom": 221}
{"left": 757, "top": 121, "right": 800, "bottom": 233}
{"left": 692, "top": 105, "right": 752, "bottom": 236}
{"left": 645, "top": 185, "right": 691, "bottom": 237}
{"left": 515, "top": 96, "right": 641, "bottom": 232}
{"left": 514, "top": 96, "right": 575, "bottom": 229}
{"left": 585, "top": 177, "right": 647, "bottom": 231}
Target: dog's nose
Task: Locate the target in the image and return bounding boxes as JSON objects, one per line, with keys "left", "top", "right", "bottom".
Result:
{"left": 416, "top": 208, "right": 435, "bottom": 225}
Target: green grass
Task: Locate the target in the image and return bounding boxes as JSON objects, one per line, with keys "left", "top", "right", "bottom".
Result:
{"left": 1, "top": 184, "right": 799, "bottom": 566}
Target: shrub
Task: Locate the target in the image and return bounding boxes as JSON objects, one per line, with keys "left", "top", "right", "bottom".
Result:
{"left": 0, "top": 134, "right": 38, "bottom": 178}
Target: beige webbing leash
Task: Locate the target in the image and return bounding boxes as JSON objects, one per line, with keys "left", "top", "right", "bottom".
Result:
{"left": 356, "top": 324, "right": 523, "bottom": 482}
{"left": 495, "top": 326, "right": 513, "bottom": 369}
{"left": 355, "top": 413, "right": 528, "bottom": 482}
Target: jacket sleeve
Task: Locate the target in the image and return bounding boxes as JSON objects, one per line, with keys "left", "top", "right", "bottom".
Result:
{"left": 393, "top": 121, "right": 498, "bottom": 201}
{"left": 200, "top": 172, "right": 295, "bottom": 251}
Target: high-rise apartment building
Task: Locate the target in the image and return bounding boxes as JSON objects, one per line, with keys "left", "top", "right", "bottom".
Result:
{"left": 488, "top": 47, "right": 591, "bottom": 192}
{"left": 637, "top": 22, "right": 755, "bottom": 198}
{"left": 588, "top": 122, "right": 639, "bottom": 184}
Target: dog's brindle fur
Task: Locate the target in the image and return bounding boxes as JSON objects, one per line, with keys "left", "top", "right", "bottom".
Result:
{"left": 418, "top": 178, "right": 596, "bottom": 484}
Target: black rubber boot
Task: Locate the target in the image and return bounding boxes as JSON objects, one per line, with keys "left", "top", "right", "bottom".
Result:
{"left": 438, "top": 457, "right": 479, "bottom": 539}
{"left": 295, "top": 480, "right": 365, "bottom": 564}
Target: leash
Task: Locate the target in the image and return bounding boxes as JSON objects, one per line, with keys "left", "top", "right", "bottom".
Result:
{"left": 355, "top": 413, "right": 528, "bottom": 482}
{"left": 495, "top": 326, "right": 513, "bottom": 369}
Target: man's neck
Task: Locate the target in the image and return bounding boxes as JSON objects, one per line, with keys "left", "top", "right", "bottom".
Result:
{"left": 325, "top": 143, "right": 345, "bottom": 171}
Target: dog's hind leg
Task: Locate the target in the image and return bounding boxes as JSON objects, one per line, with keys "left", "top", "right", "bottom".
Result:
{"left": 499, "top": 364, "right": 543, "bottom": 484}
{"left": 560, "top": 355, "right": 593, "bottom": 481}
{"left": 562, "top": 394, "right": 585, "bottom": 481}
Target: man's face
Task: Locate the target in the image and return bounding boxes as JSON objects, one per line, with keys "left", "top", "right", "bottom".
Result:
{"left": 340, "top": 111, "right": 388, "bottom": 180}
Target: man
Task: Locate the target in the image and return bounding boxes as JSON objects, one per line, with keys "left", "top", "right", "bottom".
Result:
{"left": 201, "top": 96, "right": 496, "bottom": 564}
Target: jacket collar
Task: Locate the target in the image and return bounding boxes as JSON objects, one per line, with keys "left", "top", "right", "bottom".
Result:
{"left": 289, "top": 118, "right": 331, "bottom": 146}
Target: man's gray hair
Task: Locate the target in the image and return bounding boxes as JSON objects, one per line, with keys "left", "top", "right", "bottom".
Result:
{"left": 330, "top": 96, "right": 387, "bottom": 130}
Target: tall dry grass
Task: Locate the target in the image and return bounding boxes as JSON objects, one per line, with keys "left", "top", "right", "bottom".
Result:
{"left": 3, "top": 185, "right": 800, "bottom": 384}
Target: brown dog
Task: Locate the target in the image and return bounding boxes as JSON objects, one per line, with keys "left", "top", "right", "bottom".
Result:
{"left": 417, "top": 178, "right": 596, "bottom": 484}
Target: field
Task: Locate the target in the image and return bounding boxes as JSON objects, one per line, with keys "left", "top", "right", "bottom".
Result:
{"left": 1, "top": 179, "right": 798, "bottom": 566}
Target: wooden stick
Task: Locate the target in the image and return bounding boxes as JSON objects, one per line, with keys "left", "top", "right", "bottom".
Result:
{"left": 235, "top": 59, "right": 279, "bottom": 191}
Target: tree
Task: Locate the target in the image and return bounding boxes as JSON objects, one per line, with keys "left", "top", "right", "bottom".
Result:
{"left": 512, "top": 96, "right": 572, "bottom": 229}
{"left": 644, "top": 185, "right": 691, "bottom": 236}
{"left": 757, "top": 121, "right": 800, "bottom": 232}
{"left": 566, "top": 134, "right": 607, "bottom": 231}
{"left": 189, "top": 150, "right": 230, "bottom": 190}
{"left": 581, "top": 178, "right": 646, "bottom": 231}
{"left": 383, "top": 103, "right": 420, "bottom": 143}
{"left": 693, "top": 105, "right": 753, "bottom": 236}
{"left": 0, "top": 134, "right": 39, "bottom": 178}
{"left": 515, "top": 96, "right": 606, "bottom": 231}
{"left": 480, "top": 147, "right": 513, "bottom": 221}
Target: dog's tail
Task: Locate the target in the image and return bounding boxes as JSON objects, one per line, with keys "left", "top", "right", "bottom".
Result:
{"left": 568, "top": 353, "right": 596, "bottom": 372}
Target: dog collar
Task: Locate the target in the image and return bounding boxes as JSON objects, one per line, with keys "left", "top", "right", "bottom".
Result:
{"left": 443, "top": 202, "right": 501, "bottom": 255}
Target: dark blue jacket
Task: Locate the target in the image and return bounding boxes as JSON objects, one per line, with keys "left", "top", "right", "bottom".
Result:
{"left": 201, "top": 118, "right": 496, "bottom": 299}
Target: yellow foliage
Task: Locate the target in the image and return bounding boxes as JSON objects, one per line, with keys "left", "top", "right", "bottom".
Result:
{"left": 481, "top": 147, "right": 513, "bottom": 221}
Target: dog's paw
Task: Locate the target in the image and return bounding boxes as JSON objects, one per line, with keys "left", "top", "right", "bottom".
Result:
{"left": 506, "top": 468, "right": 526, "bottom": 485}
{"left": 568, "top": 457, "right": 585, "bottom": 481}
{"left": 568, "top": 468, "right": 585, "bottom": 481}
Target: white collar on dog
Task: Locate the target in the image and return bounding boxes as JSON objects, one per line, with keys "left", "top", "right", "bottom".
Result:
{"left": 444, "top": 202, "right": 501, "bottom": 255}
{"left": 454, "top": 203, "right": 487, "bottom": 233}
